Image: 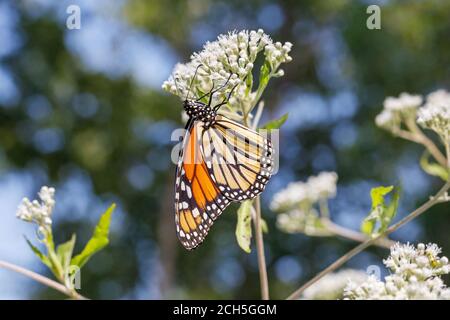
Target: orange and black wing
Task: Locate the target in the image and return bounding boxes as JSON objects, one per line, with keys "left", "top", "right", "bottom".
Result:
{"left": 174, "top": 120, "right": 231, "bottom": 250}
{"left": 201, "top": 115, "right": 274, "bottom": 202}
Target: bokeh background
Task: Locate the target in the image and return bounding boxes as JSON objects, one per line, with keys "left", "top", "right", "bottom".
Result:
{"left": 0, "top": 0, "right": 449, "bottom": 299}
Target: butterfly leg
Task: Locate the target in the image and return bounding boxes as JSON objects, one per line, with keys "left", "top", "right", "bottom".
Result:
{"left": 213, "top": 82, "right": 239, "bottom": 111}
{"left": 196, "top": 73, "right": 234, "bottom": 105}
{"left": 185, "top": 64, "right": 204, "bottom": 100}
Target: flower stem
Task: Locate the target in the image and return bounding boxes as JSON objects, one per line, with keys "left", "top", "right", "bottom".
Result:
{"left": 317, "top": 200, "right": 393, "bottom": 249}
{"left": 0, "top": 260, "right": 87, "bottom": 300}
{"left": 404, "top": 119, "right": 447, "bottom": 167}
{"left": 252, "top": 101, "right": 265, "bottom": 130}
{"left": 322, "top": 219, "right": 394, "bottom": 249}
{"left": 243, "top": 108, "right": 269, "bottom": 300}
{"left": 253, "top": 196, "right": 270, "bottom": 300}
{"left": 286, "top": 180, "right": 450, "bottom": 300}
{"left": 445, "top": 140, "right": 450, "bottom": 169}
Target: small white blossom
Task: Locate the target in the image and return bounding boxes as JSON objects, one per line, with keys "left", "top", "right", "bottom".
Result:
{"left": 307, "top": 172, "right": 338, "bottom": 200}
{"left": 162, "top": 29, "right": 292, "bottom": 114}
{"left": 302, "top": 269, "right": 368, "bottom": 300}
{"left": 16, "top": 186, "right": 56, "bottom": 227}
{"left": 276, "top": 209, "right": 331, "bottom": 236}
{"left": 417, "top": 89, "right": 450, "bottom": 140}
{"left": 383, "top": 93, "right": 423, "bottom": 112}
{"left": 375, "top": 92, "right": 422, "bottom": 130}
{"left": 271, "top": 171, "right": 338, "bottom": 212}
{"left": 273, "top": 172, "right": 338, "bottom": 236}
{"left": 375, "top": 109, "right": 396, "bottom": 129}
{"left": 344, "top": 242, "right": 450, "bottom": 300}
{"left": 270, "top": 182, "right": 311, "bottom": 212}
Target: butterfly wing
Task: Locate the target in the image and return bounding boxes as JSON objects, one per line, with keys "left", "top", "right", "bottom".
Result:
{"left": 174, "top": 120, "right": 231, "bottom": 250}
{"left": 201, "top": 115, "right": 274, "bottom": 202}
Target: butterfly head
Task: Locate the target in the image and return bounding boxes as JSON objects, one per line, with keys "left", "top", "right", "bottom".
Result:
{"left": 183, "top": 100, "right": 216, "bottom": 125}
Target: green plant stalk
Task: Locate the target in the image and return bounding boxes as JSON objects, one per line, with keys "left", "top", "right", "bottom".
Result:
{"left": 253, "top": 196, "right": 269, "bottom": 300}
{"left": 236, "top": 61, "right": 283, "bottom": 299}
{"left": 317, "top": 198, "right": 393, "bottom": 248}
{"left": 286, "top": 180, "right": 450, "bottom": 300}
{"left": 0, "top": 260, "right": 87, "bottom": 300}
{"left": 242, "top": 88, "right": 271, "bottom": 299}
{"left": 242, "top": 110, "right": 270, "bottom": 299}
{"left": 43, "top": 230, "right": 65, "bottom": 282}
{"left": 404, "top": 118, "right": 447, "bottom": 167}
{"left": 321, "top": 218, "right": 394, "bottom": 249}
{"left": 445, "top": 139, "right": 450, "bottom": 169}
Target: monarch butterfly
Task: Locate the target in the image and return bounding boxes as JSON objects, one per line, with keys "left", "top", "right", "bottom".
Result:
{"left": 174, "top": 72, "right": 275, "bottom": 250}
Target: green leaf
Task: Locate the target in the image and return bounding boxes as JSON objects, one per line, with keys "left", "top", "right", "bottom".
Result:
{"left": 420, "top": 150, "right": 449, "bottom": 181}
{"left": 371, "top": 185, "right": 394, "bottom": 208}
{"left": 258, "top": 60, "right": 271, "bottom": 91}
{"left": 235, "top": 200, "right": 253, "bottom": 253}
{"left": 260, "top": 113, "right": 289, "bottom": 130}
{"left": 56, "top": 234, "right": 76, "bottom": 272}
{"left": 361, "top": 185, "right": 400, "bottom": 236}
{"left": 380, "top": 188, "right": 400, "bottom": 232}
{"left": 360, "top": 218, "right": 376, "bottom": 236}
{"left": 245, "top": 72, "right": 253, "bottom": 96}
{"left": 260, "top": 218, "right": 269, "bottom": 234}
{"left": 71, "top": 203, "right": 116, "bottom": 268}
{"left": 25, "top": 236, "right": 52, "bottom": 268}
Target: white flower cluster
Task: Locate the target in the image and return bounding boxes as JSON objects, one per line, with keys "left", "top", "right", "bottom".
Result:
{"left": 375, "top": 89, "right": 450, "bottom": 142}
{"left": 272, "top": 172, "right": 338, "bottom": 236}
{"left": 16, "top": 186, "right": 56, "bottom": 228}
{"left": 417, "top": 89, "right": 450, "bottom": 140}
{"left": 375, "top": 93, "right": 422, "bottom": 129}
{"left": 162, "top": 29, "right": 292, "bottom": 112}
{"left": 344, "top": 242, "right": 450, "bottom": 300}
{"left": 271, "top": 171, "right": 338, "bottom": 212}
{"left": 276, "top": 208, "right": 330, "bottom": 236}
{"left": 302, "top": 269, "right": 368, "bottom": 300}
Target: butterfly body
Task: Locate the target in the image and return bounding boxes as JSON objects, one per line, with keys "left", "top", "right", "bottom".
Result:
{"left": 175, "top": 97, "right": 274, "bottom": 250}
{"left": 183, "top": 100, "right": 217, "bottom": 127}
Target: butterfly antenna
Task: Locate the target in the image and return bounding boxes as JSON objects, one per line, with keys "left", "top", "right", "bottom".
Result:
{"left": 214, "top": 81, "right": 239, "bottom": 111}
{"left": 186, "top": 64, "right": 203, "bottom": 101}
{"left": 197, "top": 72, "right": 234, "bottom": 104}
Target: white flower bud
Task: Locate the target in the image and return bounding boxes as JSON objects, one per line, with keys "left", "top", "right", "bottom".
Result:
{"left": 16, "top": 186, "right": 56, "bottom": 227}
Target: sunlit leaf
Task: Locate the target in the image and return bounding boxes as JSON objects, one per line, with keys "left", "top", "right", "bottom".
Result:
{"left": 71, "top": 203, "right": 116, "bottom": 268}
{"left": 56, "top": 234, "right": 76, "bottom": 272}
{"left": 380, "top": 187, "right": 400, "bottom": 233}
{"left": 235, "top": 200, "right": 253, "bottom": 253}
{"left": 258, "top": 61, "right": 271, "bottom": 91}
{"left": 261, "top": 218, "right": 269, "bottom": 234}
{"left": 371, "top": 185, "right": 393, "bottom": 208}
{"left": 261, "top": 113, "right": 289, "bottom": 130}
{"left": 420, "top": 150, "right": 449, "bottom": 181}
{"left": 24, "top": 236, "right": 52, "bottom": 268}
{"left": 361, "top": 185, "right": 400, "bottom": 236}
{"left": 245, "top": 71, "right": 253, "bottom": 96}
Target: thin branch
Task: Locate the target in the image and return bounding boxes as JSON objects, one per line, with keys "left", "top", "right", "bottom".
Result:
{"left": 0, "top": 260, "right": 87, "bottom": 300}
{"left": 286, "top": 180, "right": 450, "bottom": 300}
{"left": 253, "top": 196, "right": 270, "bottom": 300}
{"left": 318, "top": 200, "right": 393, "bottom": 249}
{"left": 243, "top": 107, "right": 270, "bottom": 300}
{"left": 392, "top": 128, "right": 423, "bottom": 144}
{"left": 404, "top": 120, "right": 447, "bottom": 167}
{"left": 445, "top": 140, "right": 450, "bottom": 169}
{"left": 252, "top": 101, "right": 265, "bottom": 130}
{"left": 322, "top": 219, "right": 395, "bottom": 249}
